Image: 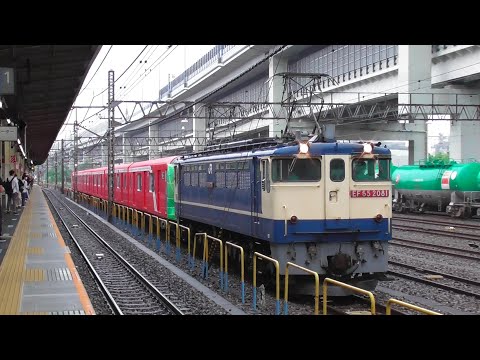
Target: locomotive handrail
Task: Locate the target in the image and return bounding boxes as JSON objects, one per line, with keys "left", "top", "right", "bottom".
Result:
{"left": 224, "top": 242, "right": 245, "bottom": 303}
{"left": 386, "top": 298, "right": 442, "bottom": 315}
{"left": 253, "top": 252, "right": 280, "bottom": 315}
{"left": 284, "top": 262, "right": 319, "bottom": 315}
{"left": 323, "top": 278, "right": 376, "bottom": 315}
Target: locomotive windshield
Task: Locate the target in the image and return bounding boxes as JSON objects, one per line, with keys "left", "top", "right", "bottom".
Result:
{"left": 272, "top": 158, "right": 321, "bottom": 182}
{"left": 352, "top": 158, "right": 390, "bottom": 182}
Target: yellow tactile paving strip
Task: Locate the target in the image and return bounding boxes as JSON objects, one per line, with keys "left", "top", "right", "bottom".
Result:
{"left": 0, "top": 186, "right": 95, "bottom": 315}
{"left": 24, "top": 269, "right": 46, "bottom": 282}
{"left": 26, "top": 247, "right": 44, "bottom": 255}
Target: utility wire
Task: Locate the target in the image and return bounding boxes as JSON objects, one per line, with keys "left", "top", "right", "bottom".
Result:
{"left": 76, "top": 45, "right": 114, "bottom": 98}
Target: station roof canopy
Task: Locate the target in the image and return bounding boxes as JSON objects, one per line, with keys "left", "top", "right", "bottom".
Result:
{"left": 0, "top": 45, "right": 101, "bottom": 165}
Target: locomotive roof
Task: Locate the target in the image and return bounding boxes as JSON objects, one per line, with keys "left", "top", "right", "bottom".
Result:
{"left": 176, "top": 142, "right": 390, "bottom": 163}
{"left": 75, "top": 143, "right": 391, "bottom": 172}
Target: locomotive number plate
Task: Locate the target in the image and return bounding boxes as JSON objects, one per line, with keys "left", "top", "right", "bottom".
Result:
{"left": 350, "top": 190, "right": 390, "bottom": 197}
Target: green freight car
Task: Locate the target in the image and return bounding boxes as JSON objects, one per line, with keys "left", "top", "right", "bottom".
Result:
{"left": 391, "top": 160, "right": 480, "bottom": 217}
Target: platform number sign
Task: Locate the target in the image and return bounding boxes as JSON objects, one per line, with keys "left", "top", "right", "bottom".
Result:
{"left": 0, "top": 67, "right": 15, "bottom": 95}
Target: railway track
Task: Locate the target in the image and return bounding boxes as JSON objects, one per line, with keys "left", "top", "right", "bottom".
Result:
{"left": 393, "top": 215, "right": 480, "bottom": 231}
{"left": 392, "top": 224, "right": 480, "bottom": 242}
{"left": 391, "top": 237, "right": 480, "bottom": 261}
{"left": 388, "top": 262, "right": 480, "bottom": 300}
{"left": 324, "top": 295, "right": 407, "bottom": 315}
{"left": 44, "top": 189, "right": 185, "bottom": 315}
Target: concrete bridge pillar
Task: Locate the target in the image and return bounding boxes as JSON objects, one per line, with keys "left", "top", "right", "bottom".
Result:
{"left": 397, "top": 45, "right": 431, "bottom": 163}
{"left": 447, "top": 88, "right": 480, "bottom": 161}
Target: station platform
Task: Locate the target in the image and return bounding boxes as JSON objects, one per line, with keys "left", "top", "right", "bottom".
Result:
{"left": 0, "top": 185, "right": 95, "bottom": 315}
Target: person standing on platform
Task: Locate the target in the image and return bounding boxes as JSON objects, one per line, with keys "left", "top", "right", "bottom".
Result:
{"left": 4, "top": 170, "right": 15, "bottom": 214}
{"left": 21, "top": 174, "right": 29, "bottom": 207}
{"left": 10, "top": 170, "right": 20, "bottom": 215}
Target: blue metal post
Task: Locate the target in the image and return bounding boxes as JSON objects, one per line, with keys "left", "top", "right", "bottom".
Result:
{"left": 241, "top": 281, "right": 245, "bottom": 304}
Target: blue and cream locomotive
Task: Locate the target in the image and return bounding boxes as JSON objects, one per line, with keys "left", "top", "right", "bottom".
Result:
{"left": 174, "top": 138, "right": 392, "bottom": 294}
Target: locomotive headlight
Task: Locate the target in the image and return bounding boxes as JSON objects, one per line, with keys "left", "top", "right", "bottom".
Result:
{"left": 299, "top": 143, "right": 309, "bottom": 154}
{"left": 363, "top": 143, "right": 373, "bottom": 153}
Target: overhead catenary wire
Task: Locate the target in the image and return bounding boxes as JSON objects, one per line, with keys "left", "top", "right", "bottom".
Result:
{"left": 120, "top": 45, "right": 289, "bottom": 134}
{"left": 76, "top": 45, "right": 114, "bottom": 98}
{"left": 116, "top": 45, "right": 161, "bottom": 99}
{"left": 63, "top": 46, "right": 153, "bottom": 141}
{"left": 92, "top": 45, "right": 149, "bottom": 99}
{"left": 118, "top": 45, "right": 178, "bottom": 101}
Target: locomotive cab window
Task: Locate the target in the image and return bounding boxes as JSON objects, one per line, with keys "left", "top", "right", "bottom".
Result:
{"left": 272, "top": 158, "right": 321, "bottom": 182}
{"left": 330, "top": 159, "right": 345, "bottom": 182}
{"left": 352, "top": 158, "right": 390, "bottom": 182}
{"left": 137, "top": 173, "right": 142, "bottom": 191}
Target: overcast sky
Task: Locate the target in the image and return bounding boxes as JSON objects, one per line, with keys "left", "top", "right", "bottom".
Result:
{"left": 57, "top": 45, "right": 215, "bottom": 141}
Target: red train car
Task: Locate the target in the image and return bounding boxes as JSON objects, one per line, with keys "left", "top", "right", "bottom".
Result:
{"left": 114, "top": 163, "right": 132, "bottom": 206}
{"left": 73, "top": 157, "right": 177, "bottom": 220}
{"left": 128, "top": 157, "right": 177, "bottom": 218}
{"left": 73, "top": 167, "right": 107, "bottom": 198}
